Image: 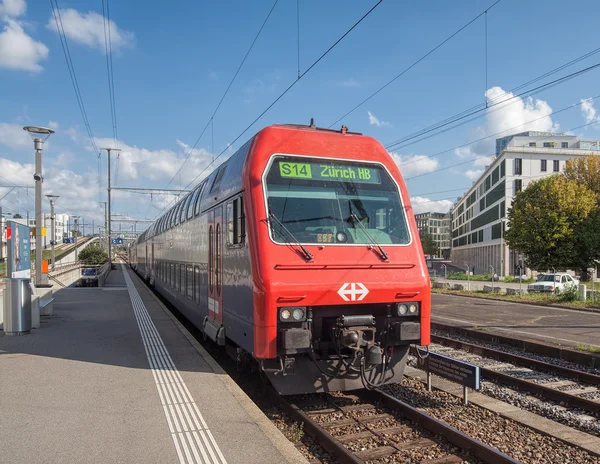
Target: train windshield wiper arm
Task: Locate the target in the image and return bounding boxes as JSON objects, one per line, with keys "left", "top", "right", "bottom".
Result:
{"left": 349, "top": 213, "right": 389, "bottom": 261}
{"left": 268, "top": 212, "right": 314, "bottom": 261}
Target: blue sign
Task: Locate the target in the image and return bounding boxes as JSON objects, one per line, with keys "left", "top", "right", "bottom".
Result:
{"left": 63, "top": 237, "right": 75, "bottom": 244}
{"left": 7, "top": 221, "right": 31, "bottom": 279}
{"left": 112, "top": 238, "right": 123, "bottom": 245}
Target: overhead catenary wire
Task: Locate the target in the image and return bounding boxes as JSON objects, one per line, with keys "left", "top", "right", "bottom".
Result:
{"left": 406, "top": 119, "right": 600, "bottom": 181}
{"left": 163, "top": 0, "right": 280, "bottom": 193}
{"left": 328, "top": 0, "right": 502, "bottom": 128}
{"left": 384, "top": 47, "right": 600, "bottom": 151}
{"left": 49, "top": 0, "right": 99, "bottom": 155}
{"left": 397, "top": 93, "right": 600, "bottom": 168}
{"left": 152, "top": 0, "right": 385, "bottom": 221}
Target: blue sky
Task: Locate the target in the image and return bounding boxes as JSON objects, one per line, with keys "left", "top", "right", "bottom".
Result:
{"left": 1, "top": 0, "right": 600, "bottom": 230}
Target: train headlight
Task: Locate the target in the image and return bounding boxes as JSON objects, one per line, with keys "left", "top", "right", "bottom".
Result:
{"left": 395, "top": 302, "right": 419, "bottom": 316}
{"left": 408, "top": 303, "right": 419, "bottom": 315}
{"left": 292, "top": 308, "right": 306, "bottom": 321}
{"left": 279, "top": 307, "right": 307, "bottom": 322}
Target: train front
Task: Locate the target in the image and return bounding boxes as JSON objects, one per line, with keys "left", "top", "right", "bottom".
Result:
{"left": 246, "top": 126, "right": 430, "bottom": 395}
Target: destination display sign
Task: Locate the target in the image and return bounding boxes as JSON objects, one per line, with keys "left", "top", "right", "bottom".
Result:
{"left": 278, "top": 161, "right": 381, "bottom": 184}
{"left": 417, "top": 350, "right": 481, "bottom": 390}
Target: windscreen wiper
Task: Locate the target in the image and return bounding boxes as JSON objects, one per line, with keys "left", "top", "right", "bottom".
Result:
{"left": 268, "top": 212, "right": 314, "bottom": 261}
{"left": 349, "top": 213, "right": 389, "bottom": 261}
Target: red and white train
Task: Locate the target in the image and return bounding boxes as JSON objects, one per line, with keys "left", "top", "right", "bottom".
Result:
{"left": 130, "top": 123, "right": 430, "bottom": 394}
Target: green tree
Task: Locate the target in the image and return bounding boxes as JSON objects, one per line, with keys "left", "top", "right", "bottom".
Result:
{"left": 78, "top": 244, "right": 108, "bottom": 265}
{"left": 420, "top": 232, "right": 439, "bottom": 256}
{"left": 505, "top": 175, "right": 597, "bottom": 271}
{"left": 13, "top": 213, "right": 23, "bottom": 219}
{"left": 564, "top": 155, "right": 600, "bottom": 195}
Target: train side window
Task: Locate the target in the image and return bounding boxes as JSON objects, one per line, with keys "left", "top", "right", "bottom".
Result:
{"left": 188, "top": 186, "right": 201, "bottom": 220}
{"left": 194, "top": 182, "right": 206, "bottom": 216}
{"left": 194, "top": 266, "right": 200, "bottom": 302}
{"left": 186, "top": 265, "right": 193, "bottom": 299}
{"left": 209, "top": 225, "right": 213, "bottom": 292}
{"left": 216, "top": 223, "right": 221, "bottom": 296}
{"left": 227, "top": 202, "right": 234, "bottom": 245}
{"left": 227, "top": 197, "right": 245, "bottom": 247}
{"left": 180, "top": 264, "right": 185, "bottom": 294}
{"left": 170, "top": 263, "right": 174, "bottom": 287}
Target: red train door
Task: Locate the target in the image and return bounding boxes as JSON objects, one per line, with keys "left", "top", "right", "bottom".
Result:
{"left": 208, "top": 207, "right": 223, "bottom": 325}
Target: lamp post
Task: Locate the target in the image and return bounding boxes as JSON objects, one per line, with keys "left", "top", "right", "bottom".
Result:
{"left": 23, "top": 126, "right": 55, "bottom": 286}
{"left": 101, "top": 148, "right": 121, "bottom": 268}
{"left": 46, "top": 194, "right": 59, "bottom": 270}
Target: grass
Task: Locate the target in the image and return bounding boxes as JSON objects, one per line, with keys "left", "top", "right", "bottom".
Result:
{"left": 0, "top": 261, "right": 5, "bottom": 278}
{"left": 437, "top": 271, "right": 536, "bottom": 284}
{"left": 431, "top": 287, "right": 600, "bottom": 309}
{"left": 576, "top": 344, "right": 600, "bottom": 353}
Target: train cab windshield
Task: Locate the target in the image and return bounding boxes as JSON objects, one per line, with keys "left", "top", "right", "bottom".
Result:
{"left": 264, "top": 155, "right": 410, "bottom": 245}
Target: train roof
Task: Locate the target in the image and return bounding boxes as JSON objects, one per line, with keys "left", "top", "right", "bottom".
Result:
{"left": 138, "top": 122, "right": 382, "bottom": 242}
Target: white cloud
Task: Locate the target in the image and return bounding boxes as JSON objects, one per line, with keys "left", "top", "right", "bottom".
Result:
{"left": 341, "top": 78, "right": 360, "bottom": 88}
{"left": 0, "top": 19, "right": 48, "bottom": 72}
{"left": 0, "top": 0, "right": 26, "bottom": 18}
{"left": 453, "top": 86, "right": 559, "bottom": 174}
{"left": 473, "top": 156, "right": 493, "bottom": 167}
{"left": 368, "top": 111, "right": 391, "bottom": 128}
{"left": 0, "top": 122, "right": 32, "bottom": 148}
{"left": 464, "top": 169, "right": 483, "bottom": 180}
{"left": 48, "top": 121, "right": 59, "bottom": 130}
{"left": 0, "top": 157, "right": 103, "bottom": 220}
{"left": 410, "top": 196, "right": 453, "bottom": 215}
{"left": 46, "top": 9, "right": 134, "bottom": 52}
{"left": 581, "top": 98, "right": 597, "bottom": 124}
{"left": 93, "top": 137, "right": 215, "bottom": 188}
{"left": 389, "top": 152, "right": 438, "bottom": 178}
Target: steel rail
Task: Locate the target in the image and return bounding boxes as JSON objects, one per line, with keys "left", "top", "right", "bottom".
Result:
{"left": 370, "top": 389, "right": 521, "bottom": 464}
{"left": 273, "top": 393, "right": 362, "bottom": 464}
{"left": 428, "top": 337, "right": 600, "bottom": 416}
{"left": 273, "top": 387, "right": 519, "bottom": 464}
{"left": 432, "top": 334, "right": 600, "bottom": 386}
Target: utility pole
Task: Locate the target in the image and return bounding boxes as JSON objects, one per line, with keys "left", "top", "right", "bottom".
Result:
{"left": 101, "top": 148, "right": 121, "bottom": 268}
{"left": 73, "top": 216, "right": 80, "bottom": 263}
{"left": 100, "top": 202, "right": 108, "bottom": 252}
{"left": 46, "top": 194, "right": 59, "bottom": 270}
{"left": 23, "top": 126, "right": 54, "bottom": 287}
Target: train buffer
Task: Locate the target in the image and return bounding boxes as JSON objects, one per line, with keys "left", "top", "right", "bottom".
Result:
{"left": 0, "top": 265, "right": 306, "bottom": 464}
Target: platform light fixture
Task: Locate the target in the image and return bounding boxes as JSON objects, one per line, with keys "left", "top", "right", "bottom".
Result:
{"left": 23, "top": 126, "right": 55, "bottom": 286}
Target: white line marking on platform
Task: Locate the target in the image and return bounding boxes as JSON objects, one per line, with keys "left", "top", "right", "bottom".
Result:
{"left": 123, "top": 267, "right": 227, "bottom": 464}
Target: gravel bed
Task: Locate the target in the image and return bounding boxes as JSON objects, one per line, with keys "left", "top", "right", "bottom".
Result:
{"left": 409, "top": 346, "right": 600, "bottom": 436}
{"left": 481, "top": 381, "right": 600, "bottom": 436}
{"left": 433, "top": 329, "right": 600, "bottom": 375}
{"left": 382, "top": 377, "right": 599, "bottom": 464}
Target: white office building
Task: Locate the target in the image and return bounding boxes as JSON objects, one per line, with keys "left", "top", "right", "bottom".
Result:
{"left": 451, "top": 132, "right": 600, "bottom": 276}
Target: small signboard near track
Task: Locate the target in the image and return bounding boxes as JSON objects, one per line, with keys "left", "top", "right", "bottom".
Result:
{"left": 417, "top": 351, "right": 481, "bottom": 390}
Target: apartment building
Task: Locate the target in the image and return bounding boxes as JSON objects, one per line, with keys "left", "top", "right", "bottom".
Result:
{"left": 414, "top": 211, "right": 451, "bottom": 259}
{"left": 451, "top": 132, "right": 600, "bottom": 276}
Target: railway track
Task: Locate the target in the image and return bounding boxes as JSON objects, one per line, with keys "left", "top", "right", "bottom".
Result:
{"left": 431, "top": 335, "right": 600, "bottom": 433}
{"left": 273, "top": 389, "right": 519, "bottom": 464}
{"left": 429, "top": 334, "right": 600, "bottom": 418}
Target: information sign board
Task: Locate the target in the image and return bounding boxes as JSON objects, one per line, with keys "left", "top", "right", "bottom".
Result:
{"left": 7, "top": 221, "right": 31, "bottom": 279}
{"left": 417, "top": 351, "right": 480, "bottom": 390}
{"left": 277, "top": 161, "right": 382, "bottom": 184}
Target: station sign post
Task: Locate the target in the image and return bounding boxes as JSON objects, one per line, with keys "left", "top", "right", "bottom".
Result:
{"left": 416, "top": 349, "right": 480, "bottom": 406}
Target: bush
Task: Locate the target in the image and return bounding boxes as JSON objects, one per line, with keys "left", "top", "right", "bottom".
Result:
{"left": 78, "top": 244, "right": 108, "bottom": 266}
{"left": 557, "top": 285, "right": 578, "bottom": 302}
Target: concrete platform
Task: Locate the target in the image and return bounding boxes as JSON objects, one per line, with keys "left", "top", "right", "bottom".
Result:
{"left": 432, "top": 293, "right": 600, "bottom": 348}
{"left": 0, "top": 265, "right": 306, "bottom": 464}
